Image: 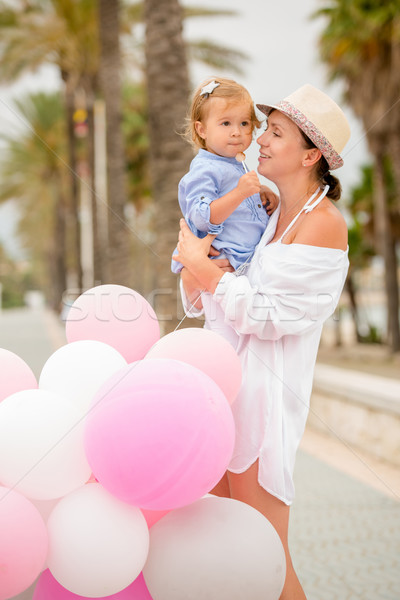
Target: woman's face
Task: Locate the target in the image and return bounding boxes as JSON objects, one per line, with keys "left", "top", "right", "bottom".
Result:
{"left": 256, "top": 110, "right": 307, "bottom": 182}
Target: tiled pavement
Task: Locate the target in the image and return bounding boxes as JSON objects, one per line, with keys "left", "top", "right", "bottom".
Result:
{"left": 1, "top": 307, "right": 399, "bottom": 600}
{"left": 291, "top": 450, "right": 399, "bottom": 599}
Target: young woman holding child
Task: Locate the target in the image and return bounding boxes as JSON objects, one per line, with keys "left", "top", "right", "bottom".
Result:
{"left": 174, "top": 82, "right": 351, "bottom": 599}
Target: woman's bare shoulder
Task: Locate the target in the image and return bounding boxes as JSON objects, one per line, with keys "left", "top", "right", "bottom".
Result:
{"left": 293, "top": 201, "right": 348, "bottom": 250}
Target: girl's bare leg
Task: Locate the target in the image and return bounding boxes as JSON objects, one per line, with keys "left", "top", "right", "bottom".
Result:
{"left": 228, "top": 461, "right": 307, "bottom": 600}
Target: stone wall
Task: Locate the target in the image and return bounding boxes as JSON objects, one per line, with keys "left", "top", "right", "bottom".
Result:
{"left": 309, "top": 364, "right": 400, "bottom": 467}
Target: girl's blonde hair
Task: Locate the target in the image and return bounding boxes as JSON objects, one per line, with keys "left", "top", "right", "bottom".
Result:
{"left": 185, "top": 77, "right": 261, "bottom": 149}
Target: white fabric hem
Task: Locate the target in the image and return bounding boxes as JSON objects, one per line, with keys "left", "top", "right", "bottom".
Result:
{"left": 179, "top": 277, "right": 204, "bottom": 318}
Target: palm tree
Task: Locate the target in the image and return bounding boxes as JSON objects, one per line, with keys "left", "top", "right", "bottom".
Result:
{"left": 0, "top": 0, "right": 246, "bottom": 318}
{"left": 347, "top": 159, "right": 400, "bottom": 343}
{"left": 143, "top": 0, "right": 246, "bottom": 331}
{"left": 314, "top": 0, "right": 400, "bottom": 352}
{"left": 97, "top": 0, "right": 132, "bottom": 285}
{"left": 144, "top": 0, "right": 196, "bottom": 332}
{"left": 0, "top": 0, "right": 102, "bottom": 290}
{"left": 0, "top": 92, "right": 69, "bottom": 309}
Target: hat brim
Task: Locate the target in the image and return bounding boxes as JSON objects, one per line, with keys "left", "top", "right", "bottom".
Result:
{"left": 256, "top": 103, "right": 277, "bottom": 117}
{"left": 256, "top": 102, "right": 344, "bottom": 170}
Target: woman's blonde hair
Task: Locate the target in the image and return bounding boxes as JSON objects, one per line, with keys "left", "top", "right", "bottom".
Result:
{"left": 185, "top": 77, "right": 261, "bottom": 149}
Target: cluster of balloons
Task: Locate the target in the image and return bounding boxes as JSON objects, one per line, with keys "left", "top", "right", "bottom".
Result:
{"left": 0, "top": 285, "right": 286, "bottom": 600}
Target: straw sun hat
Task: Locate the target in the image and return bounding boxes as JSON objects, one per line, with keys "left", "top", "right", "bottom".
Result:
{"left": 256, "top": 84, "right": 351, "bottom": 170}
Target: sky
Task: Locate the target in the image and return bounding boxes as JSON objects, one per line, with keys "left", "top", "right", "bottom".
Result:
{"left": 0, "top": 0, "right": 369, "bottom": 259}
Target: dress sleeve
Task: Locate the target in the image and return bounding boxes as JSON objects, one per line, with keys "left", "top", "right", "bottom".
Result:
{"left": 179, "top": 278, "right": 204, "bottom": 318}
{"left": 183, "top": 163, "right": 225, "bottom": 235}
{"left": 213, "top": 249, "right": 348, "bottom": 340}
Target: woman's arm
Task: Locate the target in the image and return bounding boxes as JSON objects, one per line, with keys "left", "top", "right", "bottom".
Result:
{"left": 180, "top": 268, "right": 204, "bottom": 309}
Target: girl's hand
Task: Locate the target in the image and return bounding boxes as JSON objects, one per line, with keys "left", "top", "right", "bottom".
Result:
{"left": 173, "top": 219, "right": 216, "bottom": 270}
{"left": 237, "top": 171, "right": 261, "bottom": 199}
{"left": 260, "top": 185, "right": 279, "bottom": 215}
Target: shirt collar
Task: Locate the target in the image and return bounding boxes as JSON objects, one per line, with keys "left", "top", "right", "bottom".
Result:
{"left": 198, "top": 148, "right": 241, "bottom": 166}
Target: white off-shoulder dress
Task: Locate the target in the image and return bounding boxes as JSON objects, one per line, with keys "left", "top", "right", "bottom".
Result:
{"left": 182, "top": 187, "right": 349, "bottom": 505}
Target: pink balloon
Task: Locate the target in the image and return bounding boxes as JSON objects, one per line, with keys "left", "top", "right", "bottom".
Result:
{"left": 0, "top": 348, "right": 37, "bottom": 403}
{"left": 84, "top": 359, "right": 235, "bottom": 510}
{"left": 146, "top": 328, "right": 242, "bottom": 404}
{"left": 0, "top": 486, "right": 48, "bottom": 600}
{"left": 33, "top": 570, "right": 153, "bottom": 600}
{"left": 65, "top": 285, "right": 160, "bottom": 363}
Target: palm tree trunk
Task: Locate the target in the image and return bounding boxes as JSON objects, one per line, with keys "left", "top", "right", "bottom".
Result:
{"left": 373, "top": 151, "right": 400, "bottom": 352}
{"left": 144, "top": 0, "right": 194, "bottom": 332}
{"left": 345, "top": 273, "right": 362, "bottom": 343}
{"left": 50, "top": 184, "right": 68, "bottom": 311}
{"left": 64, "top": 81, "right": 84, "bottom": 293}
{"left": 98, "top": 0, "right": 130, "bottom": 286}
{"left": 86, "top": 92, "right": 103, "bottom": 284}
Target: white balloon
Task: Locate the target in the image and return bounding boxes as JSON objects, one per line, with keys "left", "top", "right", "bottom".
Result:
{"left": 47, "top": 483, "right": 149, "bottom": 597}
{"left": 143, "top": 496, "right": 286, "bottom": 600}
{"left": 0, "top": 389, "right": 91, "bottom": 499}
{"left": 39, "top": 340, "right": 127, "bottom": 416}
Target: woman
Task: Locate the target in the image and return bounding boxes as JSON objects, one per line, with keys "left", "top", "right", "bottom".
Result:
{"left": 173, "top": 84, "right": 350, "bottom": 599}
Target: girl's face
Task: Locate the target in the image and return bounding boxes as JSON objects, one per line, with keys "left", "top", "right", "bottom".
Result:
{"left": 195, "top": 97, "right": 253, "bottom": 158}
{"left": 256, "top": 110, "right": 308, "bottom": 182}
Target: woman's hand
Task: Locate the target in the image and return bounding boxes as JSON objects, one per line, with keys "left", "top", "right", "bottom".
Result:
{"left": 174, "top": 220, "right": 234, "bottom": 295}
{"left": 208, "top": 247, "right": 233, "bottom": 272}
{"left": 212, "top": 258, "right": 235, "bottom": 273}
{"left": 173, "top": 219, "right": 216, "bottom": 270}
{"left": 180, "top": 259, "right": 233, "bottom": 310}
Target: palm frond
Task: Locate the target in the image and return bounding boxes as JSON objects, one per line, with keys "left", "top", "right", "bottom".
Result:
{"left": 188, "top": 40, "right": 248, "bottom": 75}
{"left": 183, "top": 7, "right": 237, "bottom": 19}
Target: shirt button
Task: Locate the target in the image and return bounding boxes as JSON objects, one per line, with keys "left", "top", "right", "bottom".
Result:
{"left": 258, "top": 204, "right": 261, "bottom": 208}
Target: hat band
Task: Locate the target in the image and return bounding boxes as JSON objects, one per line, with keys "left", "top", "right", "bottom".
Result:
{"left": 277, "top": 100, "right": 343, "bottom": 170}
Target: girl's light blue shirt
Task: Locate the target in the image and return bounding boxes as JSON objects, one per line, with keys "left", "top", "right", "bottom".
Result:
{"left": 171, "top": 149, "right": 269, "bottom": 272}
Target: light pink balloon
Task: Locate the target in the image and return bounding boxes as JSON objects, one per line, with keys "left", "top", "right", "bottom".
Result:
{"left": 145, "top": 328, "right": 242, "bottom": 404}
{"left": 0, "top": 348, "right": 37, "bottom": 403}
{"left": 33, "top": 570, "right": 153, "bottom": 600}
{"left": 65, "top": 285, "right": 160, "bottom": 363}
{"left": 84, "top": 359, "right": 235, "bottom": 510}
{"left": 0, "top": 486, "right": 48, "bottom": 600}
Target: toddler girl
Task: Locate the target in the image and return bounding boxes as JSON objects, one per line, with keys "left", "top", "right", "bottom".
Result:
{"left": 172, "top": 77, "right": 276, "bottom": 342}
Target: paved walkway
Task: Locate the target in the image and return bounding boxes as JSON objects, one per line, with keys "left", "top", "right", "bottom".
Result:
{"left": 0, "top": 306, "right": 66, "bottom": 378}
{"left": 292, "top": 448, "right": 400, "bottom": 599}
{"left": 1, "top": 307, "right": 399, "bottom": 600}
